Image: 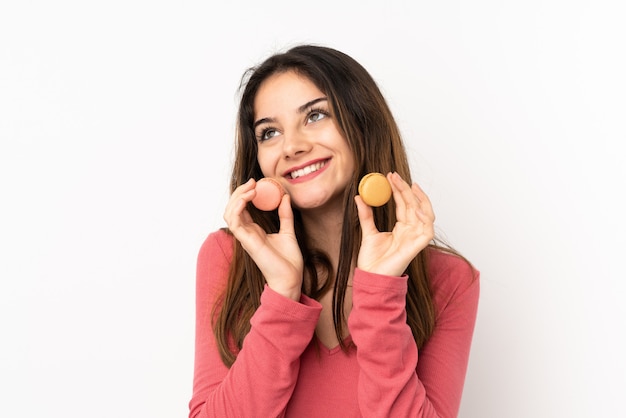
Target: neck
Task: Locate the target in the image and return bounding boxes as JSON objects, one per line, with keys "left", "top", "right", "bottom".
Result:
{"left": 299, "top": 204, "right": 345, "bottom": 266}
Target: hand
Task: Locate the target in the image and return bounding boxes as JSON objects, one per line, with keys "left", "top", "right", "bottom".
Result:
{"left": 223, "top": 179, "right": 303, "bottom": 300}
{"left": 355, "top": 172, "right": 435, "bottom": 277}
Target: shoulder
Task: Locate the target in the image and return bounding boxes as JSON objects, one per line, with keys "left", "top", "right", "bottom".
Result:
{"left": 198, "top": 228, "right": 234, "bottom": 265}
{"left": 426, "top": 248, "right": 480, "bottom": 319}
{"left": 196, "top": 228, "right": 235, "bottom": 301}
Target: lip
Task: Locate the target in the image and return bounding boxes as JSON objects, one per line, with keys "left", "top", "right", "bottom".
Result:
{"left": 283, "top": 158, "right": 330, "bottom": 183}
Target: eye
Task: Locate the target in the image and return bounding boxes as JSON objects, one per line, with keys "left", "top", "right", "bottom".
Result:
{"left": 257, "top": 127, "right": 280, "bottom": 142}
{"left": 307, "top": 108, "right": 328, "bottom": 124}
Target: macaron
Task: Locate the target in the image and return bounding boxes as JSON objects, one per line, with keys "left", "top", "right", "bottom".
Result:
{"left": 358, "top": 172, "right": 392, "bottom": 207}
{"left": 251, "top": 178, "right": 285, "bottom": 211}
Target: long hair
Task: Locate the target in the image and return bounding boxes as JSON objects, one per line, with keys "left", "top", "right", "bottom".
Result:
{"left": 214, "top": 44, "right": 445, "bottom": 367}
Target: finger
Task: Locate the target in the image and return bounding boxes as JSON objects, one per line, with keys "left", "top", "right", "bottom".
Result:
{"left": 234, "top": 178, "right": 256, "bottom": 196}
{"left": 410, "top": 181, "right": 429, "bottom": 205}
{"left": 224, "top": 179, "right": 255, "bottom": 211}
{"left": 411, "top": 183, "right": 435, "bottom": 220}
{"left": 389, "top": 172, "right": 420, "bottom": 221}
{"left": 277, "top": 194, "right": 295, "bottom": 235}
{"left": 225, "top": 200, "right": 248, "bottom": 235}
{"left": 224, "top": 179, "right": 257, "bottom": 227}
{"left": 387, "top": 172, "right": 407, "bottom": 215}
{"left": 224, "top": 189, "right": 255, "bottom": 224}
{"left": 355, "top": 195, "right": 379, "bottom": 237}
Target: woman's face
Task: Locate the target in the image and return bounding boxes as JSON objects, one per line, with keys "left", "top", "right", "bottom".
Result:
{"left": 253, "top": 70, "right": 355, "bottom": 212}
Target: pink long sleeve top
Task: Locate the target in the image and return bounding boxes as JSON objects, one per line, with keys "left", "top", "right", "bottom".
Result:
{"left": 189, "top": 229, "right": 479, "bottom": 418}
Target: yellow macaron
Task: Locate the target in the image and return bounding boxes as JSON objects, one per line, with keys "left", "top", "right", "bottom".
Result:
{"left": 358, "top": 173, "right": 392, "bottom": 207}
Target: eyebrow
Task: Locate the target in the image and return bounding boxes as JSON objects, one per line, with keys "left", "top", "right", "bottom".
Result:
{"left": 253, "top": 97, "right": 328, "bottom": 130}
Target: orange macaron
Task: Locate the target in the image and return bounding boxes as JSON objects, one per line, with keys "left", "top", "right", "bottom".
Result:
{"left": 251, "top": 178, "right": 285, "bottom": 211}
{"left": 358, "top": 172, "right": 392, "bottom": 207}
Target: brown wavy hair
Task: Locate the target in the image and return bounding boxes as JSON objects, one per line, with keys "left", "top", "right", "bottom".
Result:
{"left": 214, "top": 44, "right": 449, "bottom": 367}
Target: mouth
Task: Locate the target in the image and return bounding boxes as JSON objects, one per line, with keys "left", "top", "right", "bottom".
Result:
{"left": 286, "top": 159, "right": 329, "bottom": 180}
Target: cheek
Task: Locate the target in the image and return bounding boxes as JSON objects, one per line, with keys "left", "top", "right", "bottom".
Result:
{"left": 339, "top": 141, "right": 356, "bottom": 170}
{"left": 256, "top": 149, "right": 274, "bottom": 176}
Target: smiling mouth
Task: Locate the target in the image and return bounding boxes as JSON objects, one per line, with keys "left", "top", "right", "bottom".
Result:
{"left": 287, "top": 160, "right": 328, "bottom": 179}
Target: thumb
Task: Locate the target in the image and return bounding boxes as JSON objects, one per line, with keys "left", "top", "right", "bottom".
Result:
{"left": 354, "top": 195, "right": 378, "bottom": 238}
{"left": 277, "top": 194, "right": 295, "bottom": 235}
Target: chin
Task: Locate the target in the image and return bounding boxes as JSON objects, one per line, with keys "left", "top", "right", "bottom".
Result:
{"left": 294, "top": 195, "right": 344, "bottom": 213}
{"left": 293, "top": 201, "right": 324, "bottom": 210}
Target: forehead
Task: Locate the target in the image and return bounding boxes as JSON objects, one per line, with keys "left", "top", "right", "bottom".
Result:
{"left": 253, "top": 71, "right": 325, "bottom": 117}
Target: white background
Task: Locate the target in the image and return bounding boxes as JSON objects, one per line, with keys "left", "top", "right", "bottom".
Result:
{"left": 1, "top": 1, "right": 624, "bottom": 417}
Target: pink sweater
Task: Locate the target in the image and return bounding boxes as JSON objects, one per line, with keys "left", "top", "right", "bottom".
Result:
{"left": 189, "top": 230, "right": 479, "bottom": 418}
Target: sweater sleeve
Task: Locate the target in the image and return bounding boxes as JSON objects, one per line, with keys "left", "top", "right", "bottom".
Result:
{"left": 188, "top": 231, "right": 322, "bottom": 418}
{"left": 348, "top": 254, "right": 479, "bottom": 418}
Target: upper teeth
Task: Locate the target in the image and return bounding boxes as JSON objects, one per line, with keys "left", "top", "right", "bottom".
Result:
{"left": 290, "top": 161, "right": 326, "bottom": 179}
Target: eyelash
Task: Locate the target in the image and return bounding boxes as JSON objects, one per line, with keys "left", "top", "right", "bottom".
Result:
{"left": 307, "top": 107, "right": 329, "bottom": 123}
{"left": 256, "top": 107, "right": 330, "bottom": 142}
{"left": 256, "top": 127, "right": 278, "bottom": 143}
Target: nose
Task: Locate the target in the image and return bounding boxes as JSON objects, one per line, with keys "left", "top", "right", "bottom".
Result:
{"left": 282, "top": 129, "right": 311, "bottom": 159}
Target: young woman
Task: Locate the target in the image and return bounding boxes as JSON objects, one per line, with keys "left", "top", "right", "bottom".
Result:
{"left": 189, "top": 45, "right": 479, "bottom": 418}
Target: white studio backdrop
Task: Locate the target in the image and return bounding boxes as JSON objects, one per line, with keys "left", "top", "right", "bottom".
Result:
{"left": 1, "top": 1, "right": 624, "bottom": 417}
